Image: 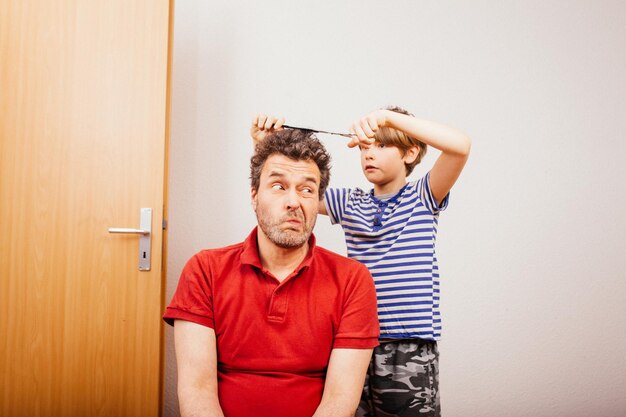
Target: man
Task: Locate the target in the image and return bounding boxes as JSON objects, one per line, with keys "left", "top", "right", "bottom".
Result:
{"left": 163, "top": 129, "right": 380, "bottom": 417}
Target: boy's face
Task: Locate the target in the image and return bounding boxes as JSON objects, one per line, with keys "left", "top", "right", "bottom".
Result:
{"left": 360, "top": 142, "right": 416, "bottom": 186}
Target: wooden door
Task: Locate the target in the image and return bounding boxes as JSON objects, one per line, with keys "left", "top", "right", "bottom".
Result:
{"left": 0, "top": 1, "right": 171, "bottom": 416}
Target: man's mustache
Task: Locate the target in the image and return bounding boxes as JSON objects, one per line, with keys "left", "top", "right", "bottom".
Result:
{"left": 281, "top": 212, "right": 304, "bottom": 222}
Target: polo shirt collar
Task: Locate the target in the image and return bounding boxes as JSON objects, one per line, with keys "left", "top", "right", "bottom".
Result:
{"left": 240, "top": 226, "right": 316, "bottom": 273}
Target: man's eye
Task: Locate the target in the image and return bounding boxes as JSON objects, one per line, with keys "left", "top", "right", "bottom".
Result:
{"left": 272, "top": 184, "right": 284, "bottom": 190}
{"left": 302, "top": 187, "right": 313, "bottom": 194}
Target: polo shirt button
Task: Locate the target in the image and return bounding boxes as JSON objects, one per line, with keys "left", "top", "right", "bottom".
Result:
{"left": 377, "top": 209, "right": 381, "bottom": 213}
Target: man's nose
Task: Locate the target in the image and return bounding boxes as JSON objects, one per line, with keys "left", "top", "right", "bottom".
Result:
{"left": 285, "top": 189, "right": 301, "bottom": 210}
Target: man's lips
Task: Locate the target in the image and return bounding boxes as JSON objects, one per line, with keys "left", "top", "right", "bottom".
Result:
{"left": 283, "top": 216, "right": 303, "bottom": 227}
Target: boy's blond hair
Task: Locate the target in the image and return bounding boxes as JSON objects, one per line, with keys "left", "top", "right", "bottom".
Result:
{"left": 373, "top": 106, "right": 427, "bottom": 176}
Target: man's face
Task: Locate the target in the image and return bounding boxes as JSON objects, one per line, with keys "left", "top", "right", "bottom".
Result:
{"left": 252, "top": 154, "right": 321, "bottom": 248}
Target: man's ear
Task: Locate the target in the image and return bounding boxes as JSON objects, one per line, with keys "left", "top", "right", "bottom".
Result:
{"left": 403, "top": 146, "right": 419, "bottom": 165}
{"left": 251, "top": 187, "right": 258, "bottom": 211}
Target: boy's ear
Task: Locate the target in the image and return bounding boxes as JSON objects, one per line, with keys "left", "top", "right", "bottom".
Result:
{"left": 402, "top": 146, "right": 419, "bottom": 165}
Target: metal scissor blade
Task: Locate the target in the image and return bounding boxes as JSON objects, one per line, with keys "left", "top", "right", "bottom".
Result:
{"left": 282, "top": 124, "right": 354, "bottom": 139}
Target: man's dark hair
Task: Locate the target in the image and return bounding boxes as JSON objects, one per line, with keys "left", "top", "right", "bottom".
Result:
{"left": 250, "top": 129, "right": 331, "bottom": 199}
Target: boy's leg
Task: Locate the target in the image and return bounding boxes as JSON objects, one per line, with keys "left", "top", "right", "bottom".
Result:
{"left": 367, "top": 339, "right": 440, "bottom": 417}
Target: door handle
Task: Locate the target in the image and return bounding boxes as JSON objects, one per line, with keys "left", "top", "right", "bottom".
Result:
{"left": 108, "top": 228, "right": 150, "bottom": 235}
{"left": 108, "top": 208, "right": 152, "bottom": 271}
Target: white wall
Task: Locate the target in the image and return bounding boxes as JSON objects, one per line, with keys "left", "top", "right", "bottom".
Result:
{"left": 164, "top": 1, "right": 626, "bottom": 416}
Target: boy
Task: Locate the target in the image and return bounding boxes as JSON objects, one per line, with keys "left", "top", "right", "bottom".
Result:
{"left": 251, "top": 107, "right": 471, "bottom": 417}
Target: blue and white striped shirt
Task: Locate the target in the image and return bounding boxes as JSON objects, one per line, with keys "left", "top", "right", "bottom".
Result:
{"left": 324, "top": 172, "right": 448, "bottom": 341}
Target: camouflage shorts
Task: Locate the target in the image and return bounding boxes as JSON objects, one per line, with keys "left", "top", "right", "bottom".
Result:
{"left": 356, "top": 339, "right": 440, "bottom": 417}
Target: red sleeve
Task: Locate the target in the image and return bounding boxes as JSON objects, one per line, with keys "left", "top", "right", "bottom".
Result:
{"left": 333, "top": 262, "right": 380, "bottom": 349}
{"left": 163, "top": 252, "right": 214, "bottom": 328}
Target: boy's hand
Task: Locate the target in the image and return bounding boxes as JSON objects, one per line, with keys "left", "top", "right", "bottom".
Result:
{"left": 251, "top": 114, "right": 285, "bottom": 146}
{"left": 348, "top": 110, "right": 390, "bottom": 148}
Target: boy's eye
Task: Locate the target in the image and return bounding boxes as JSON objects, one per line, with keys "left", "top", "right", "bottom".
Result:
{"left": 378, "top": 143, "right": 385, "bottom": 148}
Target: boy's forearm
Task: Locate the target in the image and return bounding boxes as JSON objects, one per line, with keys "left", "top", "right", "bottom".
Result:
{"left": 384, "top": 110, "right": 471, "bottom": 156}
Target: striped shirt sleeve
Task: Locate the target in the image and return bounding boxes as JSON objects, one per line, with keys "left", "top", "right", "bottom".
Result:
{"left": 417, "top": 171, "right": 450, "bottom": 215}
{"left": 323, "top": 187, "right": 351, "bottom": 225}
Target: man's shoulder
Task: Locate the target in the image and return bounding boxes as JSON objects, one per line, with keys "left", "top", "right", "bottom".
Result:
{"left": 313, "top": 245, "right": 368, "bottom": 272}
{"left": 189, "top": 241, "right": 245, "bottom": 264}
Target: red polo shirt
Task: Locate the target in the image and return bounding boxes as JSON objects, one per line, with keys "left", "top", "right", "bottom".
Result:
{"left": 163, "top": 228, "right": 379, "bottom": 417}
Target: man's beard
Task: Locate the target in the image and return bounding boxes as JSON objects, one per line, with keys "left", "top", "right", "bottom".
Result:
{"left": 256, "top": 208, "right": 315, "bottom": 248}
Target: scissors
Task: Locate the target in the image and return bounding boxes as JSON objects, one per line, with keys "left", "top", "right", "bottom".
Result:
{"left": 282, "top": 124, "right": 355, "bottom": 139}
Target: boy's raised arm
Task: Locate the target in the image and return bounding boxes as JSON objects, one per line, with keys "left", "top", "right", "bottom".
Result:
{"left": 351, "top": 109, "right": 471, "bottom": 205}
